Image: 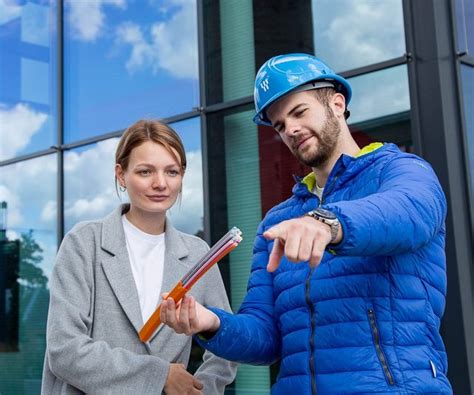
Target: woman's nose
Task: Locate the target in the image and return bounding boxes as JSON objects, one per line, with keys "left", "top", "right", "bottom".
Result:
{"left": 152, "top": 172, "right": 166, "bottom": 189}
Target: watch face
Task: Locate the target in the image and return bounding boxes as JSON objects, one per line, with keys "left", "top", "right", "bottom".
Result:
{"left": 314, "top": 208, "right": 336, "bottom": 220}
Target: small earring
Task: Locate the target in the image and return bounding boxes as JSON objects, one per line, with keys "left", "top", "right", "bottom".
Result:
{"left": 119, "top": 185, "right": 126, "bottom": 192}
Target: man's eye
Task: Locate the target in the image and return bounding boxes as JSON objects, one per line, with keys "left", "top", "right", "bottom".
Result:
{"left": 295, "top": 109, "right": 307, "bottom": 117}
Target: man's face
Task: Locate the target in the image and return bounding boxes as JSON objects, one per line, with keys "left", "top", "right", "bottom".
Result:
{"left": 266, "top": 90, "right": 341, "bottom": 168}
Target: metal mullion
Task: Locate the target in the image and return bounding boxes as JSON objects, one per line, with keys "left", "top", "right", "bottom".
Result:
{"left": 0, "top": 148, "right": 58, "bottom": 167}
{"left": 57, "top": 0, "right": 64, "bottom": 246}
{"left": 459, "top": 55, "right": 474, "bottom": 67}
{"left": 339, "top": 55, "right": 409, "bottom": 79}
{"left": 402, "top": 0, "right": 423, "bottom": 155}
{"left": 196, "top": 0, "right": 211, "bottom": 244}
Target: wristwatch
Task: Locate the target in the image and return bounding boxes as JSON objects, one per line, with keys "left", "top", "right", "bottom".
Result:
{"left": 305, "top": 208, "right": 340, "bottom": 244}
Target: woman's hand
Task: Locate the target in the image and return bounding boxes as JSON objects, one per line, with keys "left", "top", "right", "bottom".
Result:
{"left": 164, "top": 363, "right": 203, "bottom": 395}
{"left": 160, "top": 294, "right": 220, "bottom": 336}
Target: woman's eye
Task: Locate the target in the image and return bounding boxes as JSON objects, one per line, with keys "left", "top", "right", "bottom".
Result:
{"left": 139, "top": 170, "right": 151, "bottom": 176}
{"left": 167, "top": 169, "right": 180, "bottom": 177}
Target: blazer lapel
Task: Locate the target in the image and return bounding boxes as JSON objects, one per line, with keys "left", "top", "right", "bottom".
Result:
{"left": 100, "top": 205, "right": 144, "bottom": 334}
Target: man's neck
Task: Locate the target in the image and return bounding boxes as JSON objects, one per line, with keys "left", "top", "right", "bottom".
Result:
{"left": 312, "top": 134, "right": 360, "bottom": 187}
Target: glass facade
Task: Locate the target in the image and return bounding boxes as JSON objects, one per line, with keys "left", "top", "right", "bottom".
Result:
{"left": 0, "top": 155, "right": 56, "bottom": 394}
{"left": 63, "top": 0, "right": 199, "bottom": 142}
{"left": 0, "top": 0, "right": 473, "bottom": 393}
{"left": 312, "top": 0, "right": 405, "bottom": 71}
{"left": 0, "top": 1, "right": 56, "bottom": 162}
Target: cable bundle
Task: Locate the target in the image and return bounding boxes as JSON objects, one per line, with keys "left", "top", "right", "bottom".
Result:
{"left": 139, "top": 227, "right": 242, "bottom": 342}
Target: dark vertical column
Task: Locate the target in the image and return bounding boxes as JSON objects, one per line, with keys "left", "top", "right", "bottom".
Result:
{"left": 403, "top": 0, "right": 474, "bottom": 392}
{"left": 57, "top": 0, "right": 64, "bottom": 247}
{"left": 199, "top": 0, "right": 231, "bottom": 294}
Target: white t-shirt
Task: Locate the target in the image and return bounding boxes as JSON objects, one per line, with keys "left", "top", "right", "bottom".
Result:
{"left": 122, "top": 215, "right": 165, "bottom": 323}
{"left": 312, "top": 182, "right": 324, "bottom": 199}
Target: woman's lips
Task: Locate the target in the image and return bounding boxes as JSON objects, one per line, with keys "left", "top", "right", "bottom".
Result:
{"left": 147, "top": 195, "right": 169, "bottom": 202}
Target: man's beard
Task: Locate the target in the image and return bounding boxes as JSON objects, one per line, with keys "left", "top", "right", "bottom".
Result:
{"left": 292, "top": 107, "right": 341, "bottom": 168}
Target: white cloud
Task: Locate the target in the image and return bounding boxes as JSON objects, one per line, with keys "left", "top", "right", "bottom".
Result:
{"left": 64, "top": 138, "right": 120, "bottom": 229}
{"left": 168, "top": 150, "right": 203, "bottom": 234}
{"left": 313, "top": 0, "right": 404, "bottom": 71}
{"left": 0, "top": 103, "right": 48, "bottom": 161}
{"left": 116, "top": 0, "right": 198, "bottom": 79}
{"left": 0, "top": 0, "right": 21, "bottom": 25}
{"left": 66, "top": 0, "right": 126, "bottom": 42}
{"left": 348, "top": 66, "right": 410, "bottom": 124}
{"left": 41, "top": 200, "right": 56, "bottom": 223}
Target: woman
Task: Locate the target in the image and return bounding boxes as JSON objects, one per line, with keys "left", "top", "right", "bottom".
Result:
{"left": 41, "top": 120, "right": 237, "bottom": 394}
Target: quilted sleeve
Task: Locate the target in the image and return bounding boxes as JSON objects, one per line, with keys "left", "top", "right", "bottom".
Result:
{"left": 325, "top": 154, "right": 447, "bottom": 256}
{"left": 195, "top": 222, "right": 280, "bottom": 365}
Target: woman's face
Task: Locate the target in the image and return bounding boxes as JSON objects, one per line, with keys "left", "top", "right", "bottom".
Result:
{"left": 116, "top": 141, "right": 183, "bottom": 215}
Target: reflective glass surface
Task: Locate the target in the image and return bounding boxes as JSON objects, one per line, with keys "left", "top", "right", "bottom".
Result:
{"left": 0, "top": 0, "right": 56, "bottom": 161}
{"left": 63, "top": 0, "right": 199, "bottom": 143}
{"left": 347, "top": 65, "right": 410, "bottom": 125}
{"left": 312, "top": 0, "right": 405, "bottom": 72}
{"left": 456, "top": 0, "right": 474, "bottom": 55}
{"left": 0, "top": 154, "right": 57, "bottom": 394}
{"left": 64, "top": 117, "right": 203, "bottom": 236}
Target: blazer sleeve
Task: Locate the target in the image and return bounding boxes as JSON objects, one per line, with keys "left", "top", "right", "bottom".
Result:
{"left": 326, "top": 154, "right": 447, "bottom": 256}
{"left": 195, "top": 223, "right": 280, "bottom": 365}
{"left": 193, "top": 263, "right": 238, "bottom": 394}
{"left": 45, "top": 226, "right": 171, "bottom": 394}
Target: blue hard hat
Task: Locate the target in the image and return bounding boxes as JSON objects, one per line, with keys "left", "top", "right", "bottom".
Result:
{"left": 253, "top": 53, "right": 352, "bottom": 126}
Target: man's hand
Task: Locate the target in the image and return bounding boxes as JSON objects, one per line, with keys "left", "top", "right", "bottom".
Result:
{"left": 164, "top": 363, "right": 203, "bottom": 395}
{"left": 263, "top": 215, "right": 340, "bottom": 272}
{"left": 160, "top": 294, "right": 221, "bottom": 336}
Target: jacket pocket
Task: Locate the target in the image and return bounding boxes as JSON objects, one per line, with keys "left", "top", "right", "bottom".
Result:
{"left": 367, "top": 308, "right": 395, "bottom": 386}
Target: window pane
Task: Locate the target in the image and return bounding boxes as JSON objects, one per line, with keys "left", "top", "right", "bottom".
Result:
{"left": 203, "top": 0, "right": 255, "bottom": 105}
{"left": 64, "top": 118, "right": 203, "bottom": 236}
{"left": 312, "top": 0, "right": 405, "bottom": 72}
{"left": 0, "top": 154, "right": 57, "bottom": 394}
{"left": 0, "top": 1, "right": 56, "bottom": 161}
{"left": 63, "top": 0, "right": 199, "bottom": 143}
{"left": 455, "top": 0, "right": 474, "bottom": 55}
{"left": 348, "top": 65, "right": 410, "bottom": 125}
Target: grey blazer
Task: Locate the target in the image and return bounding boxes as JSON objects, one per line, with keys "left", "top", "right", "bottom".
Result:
{"left": 41, "top": 204, "right": 237, "bottom": 394}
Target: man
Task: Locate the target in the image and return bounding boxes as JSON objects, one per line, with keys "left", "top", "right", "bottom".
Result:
{"left": 161, "top": 53, "right": 452, "bottom": 394}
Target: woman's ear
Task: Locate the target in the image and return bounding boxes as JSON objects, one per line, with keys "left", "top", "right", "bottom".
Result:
{"left": 115, "top": 164, "right": 125, "bottom": 186}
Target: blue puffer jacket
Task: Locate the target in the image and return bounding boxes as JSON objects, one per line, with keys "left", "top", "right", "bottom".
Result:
{"left": 197, "top": 143, "right": 452, "bottom": 394}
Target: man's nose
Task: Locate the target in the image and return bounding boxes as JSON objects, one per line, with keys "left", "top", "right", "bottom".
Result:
{"left": 283, "top": 120, "right": 301, "bottom": 136}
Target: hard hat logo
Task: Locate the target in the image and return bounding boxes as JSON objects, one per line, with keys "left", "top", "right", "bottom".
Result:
{"left": 260, "top": 79, "right": 270, "bottom": 92}
{"left": 252, "top": 53, "right": 352, "bottom": 126}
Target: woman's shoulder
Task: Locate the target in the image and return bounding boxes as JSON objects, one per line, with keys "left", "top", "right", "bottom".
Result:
{"left": 175, "top": 230, "right": 210, "bottom": 252}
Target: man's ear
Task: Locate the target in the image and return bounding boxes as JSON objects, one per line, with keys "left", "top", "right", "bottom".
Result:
{"left": 330, "top": 92, "right": 347, "bottom": 118}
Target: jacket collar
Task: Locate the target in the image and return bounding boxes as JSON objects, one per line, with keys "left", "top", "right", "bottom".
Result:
{"left": 293, "top": 142, "right": 394, "bottom": 198}
{"left": 101, "top": 204, "right": 189, "bottom": 260}
{"left": 100, "top": 204, "right": 190, "bottom": 342}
